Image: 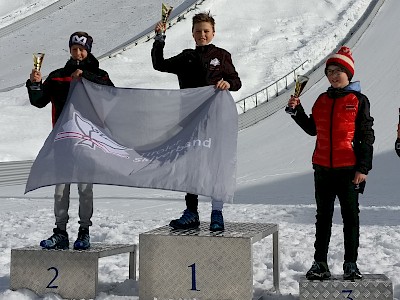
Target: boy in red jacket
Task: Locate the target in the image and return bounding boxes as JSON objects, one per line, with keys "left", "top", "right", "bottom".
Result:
{"left": 287, "top": 46, "right": 374, "bottom": 280}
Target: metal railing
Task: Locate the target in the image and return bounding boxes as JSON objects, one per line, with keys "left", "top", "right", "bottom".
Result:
{"left": 0, "top": 160, "right": 33, "bottom": 186}
{"left": 99, "top": 0, "right": 206, "bottom": 59}
{"left": 235, "top": 61, "right": 308, "bottom": 114}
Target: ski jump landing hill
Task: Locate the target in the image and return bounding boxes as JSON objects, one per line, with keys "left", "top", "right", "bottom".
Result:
{"left": 237, "top": 0, "right": 386, "bottom": 130}
{"left": 0, "top": 0, "right": 202, "bottom": 92}
{"left": 235, "top": 0, "right": 400, "bottom": 207}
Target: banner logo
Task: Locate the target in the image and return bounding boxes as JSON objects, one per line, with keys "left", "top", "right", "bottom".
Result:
{"left": 210, "top": 58, "right": 220, "bottom": 66}
{"left": 55, "top": 112, "right": 131, "bottom": 158}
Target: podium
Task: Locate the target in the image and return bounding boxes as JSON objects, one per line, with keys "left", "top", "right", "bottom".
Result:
{"left": 299, "top": 274, "right": 393, "bottom": 300}
{"left": 10, "top": 243, "right": 137, "bottom": 299}
{"left": 139, "top": 222, "right": 279, "bottom": 300}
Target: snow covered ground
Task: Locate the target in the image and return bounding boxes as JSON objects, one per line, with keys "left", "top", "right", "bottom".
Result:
{"left": 1, "top": 0, "right": 400, "bottom": 299}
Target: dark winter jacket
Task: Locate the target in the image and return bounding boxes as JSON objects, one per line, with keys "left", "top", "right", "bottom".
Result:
{"left": 292, "top": 81, "right": 375, "bottom": 175}
{"left": 151, "top": 40, "right": 241, "bottom": 91}
{"left": 26, "top": 53, "right": 114, "bottom": 126}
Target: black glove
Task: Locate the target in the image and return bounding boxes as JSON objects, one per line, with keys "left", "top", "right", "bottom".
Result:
{"left": 396, "top": 138, "right": 400, "bottom": 157}
{"left": 154, "top": 32, "right": 166, "bottom": 42}
{"left": 354, "top": 181, "right": 366, "bottom": 194}
{"left": 285, "top": 106, "right": 297, "bottom": 116}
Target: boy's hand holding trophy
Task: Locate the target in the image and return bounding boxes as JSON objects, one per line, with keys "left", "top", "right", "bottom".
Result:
{"left": 285, "top": 75, "right": 309, "bottom": 116}
{"left": 154, "top": 3, "right": 173, "bottom": 42}
{"left": 30, "top": 53, "right": 45, "bottom": 90}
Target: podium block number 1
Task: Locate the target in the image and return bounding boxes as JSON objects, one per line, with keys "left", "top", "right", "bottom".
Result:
{"left": 188, "top": 263, "right": 200, "bottom": 291}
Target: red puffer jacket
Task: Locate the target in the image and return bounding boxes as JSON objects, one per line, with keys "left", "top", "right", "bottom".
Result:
{"left": 291, "top": 83, "right": 375, "bottom": 175}
{"left": 311, "top": 92, "right": 358, "bottom": 168}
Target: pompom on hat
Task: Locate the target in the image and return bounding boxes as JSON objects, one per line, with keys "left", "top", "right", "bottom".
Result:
{"left": 69, "top": 31, "right": 93, "bottom": 53}
{"left": 325, "top": 46, "right": 354, "bottom": 80}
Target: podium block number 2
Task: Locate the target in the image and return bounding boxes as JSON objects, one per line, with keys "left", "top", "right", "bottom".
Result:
{"left": 46, "top": 267, "right": 59, "bottom": 289}
{"left": 188, "top": 263, "right": 200, "bottom": 291}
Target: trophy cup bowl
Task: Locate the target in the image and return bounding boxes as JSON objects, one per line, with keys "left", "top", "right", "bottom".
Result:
{"left": 285, "top": 74, "right": 309, "bottom": 116}
{"left": 160, "top": 3, "right": 173, "bottom": 34}
{"left": 31, "top": 53, "right": 45, "bottom": 90}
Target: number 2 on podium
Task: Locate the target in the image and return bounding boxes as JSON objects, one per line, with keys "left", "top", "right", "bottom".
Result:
{"left": 46, "top": 267, "right": 59, "bottom": 289}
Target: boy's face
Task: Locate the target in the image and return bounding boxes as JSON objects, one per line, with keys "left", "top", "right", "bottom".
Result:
{"left": 70, "top": 44, "right": 88, "bottom": 61}
{"left": 192, "top": 21, "right": 215, "bottom": 46}
{"left": 326, "top": 66, "right": 349, "bottom": 89}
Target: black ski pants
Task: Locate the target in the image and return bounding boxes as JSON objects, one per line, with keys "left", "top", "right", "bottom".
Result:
{"left": 185, "top": 193, "right": 198, "bottom": 212}
{"left": 313, "top": 165, "right": 360, "bottom": 263}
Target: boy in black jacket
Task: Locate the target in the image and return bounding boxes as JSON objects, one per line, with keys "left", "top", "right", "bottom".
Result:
{"left": 152, "top": 12, "right": 241, "bottom": 231}
{"left": 287, "top": 46, "right": 374, "bottom": 280}
{"left": 27, "top": 31, "right": 114, "bottom": 250}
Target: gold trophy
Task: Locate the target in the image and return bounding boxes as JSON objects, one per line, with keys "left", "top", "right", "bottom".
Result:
{"left": 285, "top": 74, "right": 309, "bottom": 116}
{"left": 160, "top": 3, "right": 173, "bottom": 34}
{"left": 31, "top": 53, "right": 45, "bottom": 90}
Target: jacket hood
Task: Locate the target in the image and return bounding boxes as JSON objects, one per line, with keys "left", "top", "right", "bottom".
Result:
{"left": 327, "top": 81, "right": 361, "bottom": 98}
{"left": 344, "top": 81, "right": 361, "bottom": 93}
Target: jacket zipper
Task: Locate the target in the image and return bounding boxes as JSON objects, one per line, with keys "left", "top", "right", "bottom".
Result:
{"left": 329, "top": 99, "right": 335, "bottom": 168}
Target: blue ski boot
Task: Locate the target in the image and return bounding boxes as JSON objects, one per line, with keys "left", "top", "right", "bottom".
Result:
{"left": 40, "top": 228, "right": 69, "bottom": 250}
{"left": 73, "top": 227, "right": 91, "bottom": 250}
{"left": 169, "top": 209, "right": 200, "bottom": 229}
{"left": 210, "top": 210, "right": 224, "bottom": 231}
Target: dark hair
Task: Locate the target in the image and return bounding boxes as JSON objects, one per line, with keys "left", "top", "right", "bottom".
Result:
{"left": 192, "top": 12, "right": 215, "bottom": 32}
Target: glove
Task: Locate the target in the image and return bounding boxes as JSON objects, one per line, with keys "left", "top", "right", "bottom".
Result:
{"left": 154, "top": 32, "right": 166, "bottom": 42}
{"left": 395, "top": 138, "right": 400, "bottom": 157}
{"left": 285, "top": 105, "right": 297, "bottom": 116}
{"left": 354, "top": 181, "right": 366, "bottom": 194}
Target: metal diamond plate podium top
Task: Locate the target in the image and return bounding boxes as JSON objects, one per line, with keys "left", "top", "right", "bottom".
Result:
{"left": 141, "top": 222, "right": 278, "bottom": 242}
{"left": 14, "top": 243, "right": 135, "bottom": 257}
{"left": 299, "top": 274, "right": 393, "bottom": 300}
